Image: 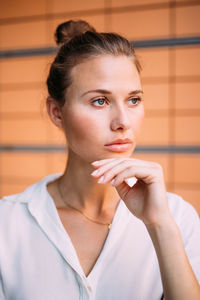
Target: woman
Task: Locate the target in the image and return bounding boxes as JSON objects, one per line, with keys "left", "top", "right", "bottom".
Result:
{"left": 0, "top": 20, "right": 200, "bottom": 300}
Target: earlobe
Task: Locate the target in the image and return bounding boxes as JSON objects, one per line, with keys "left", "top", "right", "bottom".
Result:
{"left": 46, "top": 97, "right": 63, "bottom": 128}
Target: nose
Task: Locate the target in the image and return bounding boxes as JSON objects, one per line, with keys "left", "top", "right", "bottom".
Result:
{"left": 110, "top": 104, "right": 131, "bottom": 131}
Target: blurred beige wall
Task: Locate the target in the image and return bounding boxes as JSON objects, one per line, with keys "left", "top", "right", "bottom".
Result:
{"left": 0, "top": 0, "right": 200, "bottom": 214}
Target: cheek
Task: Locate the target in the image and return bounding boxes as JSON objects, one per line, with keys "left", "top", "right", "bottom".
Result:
{"left": 63, "top": 108, "right": 103, "bottom": 144}
{"left": 132, "top": 108, "right": 145, "bottom": 137}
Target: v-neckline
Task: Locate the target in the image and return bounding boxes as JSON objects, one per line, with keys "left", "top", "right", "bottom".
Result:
{"left": 49, "top": 191, "right": 123, "bottom": 280}
{"left": 28, "top": 174, "right": 131, "bottom": 282}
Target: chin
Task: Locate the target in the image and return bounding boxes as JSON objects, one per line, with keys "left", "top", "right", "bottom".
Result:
{"left": 70, "top": 146, "right": 134, "bottom": 164}
{"left": 102, "top": 150, "right": 134, "bottom": 159}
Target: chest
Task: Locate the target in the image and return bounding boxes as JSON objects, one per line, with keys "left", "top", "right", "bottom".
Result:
{"left": 57, "top": 209, "right": 110, "bottom": 277}
{"left": 3, "top": 207, "right": 164, "bottom": 300}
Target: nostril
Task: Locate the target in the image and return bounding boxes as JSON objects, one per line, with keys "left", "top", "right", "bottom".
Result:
{"left": 110, "top": 108, "right": 131, "bottom": 131}
{"left": 110, "top": 118, "right": 130, "bottom": 131}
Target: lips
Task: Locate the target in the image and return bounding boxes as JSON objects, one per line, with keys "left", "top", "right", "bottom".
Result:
{"left": 104, "top": 138, "right": 132, "bottom": 153}
{"left": 105, "top": 138, "right": 132, "bottom": 146}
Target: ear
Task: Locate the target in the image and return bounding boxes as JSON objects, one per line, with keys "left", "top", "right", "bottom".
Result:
{"left": 46, "top": 97, "right": 63, "bottom": 128}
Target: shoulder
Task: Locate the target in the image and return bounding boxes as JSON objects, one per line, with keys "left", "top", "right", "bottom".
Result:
{"left": 0, "top": 173, "right": 61, "bottom": 219}
{"left": 166, "top": 192, "right": 200, "bottom": 244}
{"left": 0, "top": 173, "right": 60, "bottom": 202}
{"left": 166, "top": 191, "right": 199, "bottom": 221}
{"left": 0, "top": 192, "right": 27, "bottom": 215}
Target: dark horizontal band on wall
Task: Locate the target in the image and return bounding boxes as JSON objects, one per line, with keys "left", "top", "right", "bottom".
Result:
{"left": 133, "top": 36, "right": 200, "bottom": 48}
{"left": 0, "top": 145, "right": 200, "bottom": 153}
{"left": 0, "top": 47, "right": 57, "bottom": 59}
{"left": 0, "top": 36, "right": 200, "bottom": 59}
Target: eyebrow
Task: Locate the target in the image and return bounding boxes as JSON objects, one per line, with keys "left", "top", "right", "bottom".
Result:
{"left": 81, "top": 89, "right": 143, "bottom": 97}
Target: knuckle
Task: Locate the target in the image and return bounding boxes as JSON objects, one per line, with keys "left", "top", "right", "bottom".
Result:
{"left": 150, "top": 162, "right": 163, "bottom": 178}
{"left": 152, "top": 162, "right": 162, "bottom": 170}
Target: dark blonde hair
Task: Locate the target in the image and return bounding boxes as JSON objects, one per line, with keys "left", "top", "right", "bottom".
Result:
{"left": 47, "top": 20, "right": 141, "bottom": 106}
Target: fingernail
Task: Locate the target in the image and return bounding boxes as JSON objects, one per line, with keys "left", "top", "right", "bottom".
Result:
{"left": 91, "top": 161, "right": 100, "bottom": 165}
{"left": 110, "top": 179, "right": 115, "bottom": 186}
{"left": 98, "top": 176, "right": 104, "bottom": 184}
{"left": 91, "top": 170, "right": 99, "bottom": 176}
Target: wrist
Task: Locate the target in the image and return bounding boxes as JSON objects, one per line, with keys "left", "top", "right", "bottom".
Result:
{"left": 146, "top": 215, "right": 184, "bottom": 257}
{"left": 146, "top": 214, "right": 180, "bottom": 238}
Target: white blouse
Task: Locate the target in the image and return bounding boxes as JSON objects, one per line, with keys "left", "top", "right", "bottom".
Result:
{"left": 0, "top": 174, "right": 200, "bottom": 300}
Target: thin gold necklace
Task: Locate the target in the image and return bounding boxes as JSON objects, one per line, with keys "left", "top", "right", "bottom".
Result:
{"left": 57, "top": 180, "right": 112, "bottom": 230}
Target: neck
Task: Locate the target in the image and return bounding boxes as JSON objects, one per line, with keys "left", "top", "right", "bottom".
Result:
{"left": 58, "top": 150, "right": 119, "bottom": 216}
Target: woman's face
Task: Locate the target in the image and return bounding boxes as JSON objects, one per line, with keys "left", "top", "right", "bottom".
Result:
{"left": 60, "top": 55, "right": 144, "bottom": 163}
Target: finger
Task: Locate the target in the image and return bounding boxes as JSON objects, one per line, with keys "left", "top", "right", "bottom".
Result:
{"left": 91, "top": 157, "right": 140, "bottom": 168}
{"left": 91, "top": 158, "right": 116, "bottom": 167}
{"left": 92, "top": 157, "right": 153, "bottom": 168}
{"left": 110, "top": 166, "right": 144, "bottom": 187}
{"left": 92, "top": 158, "right": 149, "bottom": 178}
{"left": 96, "top": 161, "right": 147, "bottom": 184}
{"left": 91, "top": 158, "right": 128, "bottom": 178}
{"left": 112, "top": 164, "right": 163, "bottom": 187}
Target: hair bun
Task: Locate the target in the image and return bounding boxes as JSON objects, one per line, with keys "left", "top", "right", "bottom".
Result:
{"left": 55, "top": 20, "right": 96, "bottom": 46}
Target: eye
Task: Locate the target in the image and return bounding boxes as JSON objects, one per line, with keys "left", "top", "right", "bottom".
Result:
{"left": 92, "top": 97, "right": 107, "bottom": 107}
{"left": 128, "top": 96, "right": 142, "bottom": 106}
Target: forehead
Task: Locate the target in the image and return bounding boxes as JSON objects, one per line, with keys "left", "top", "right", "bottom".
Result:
{"left": 69, "top": 55, "right": 141, "bottom": 95}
